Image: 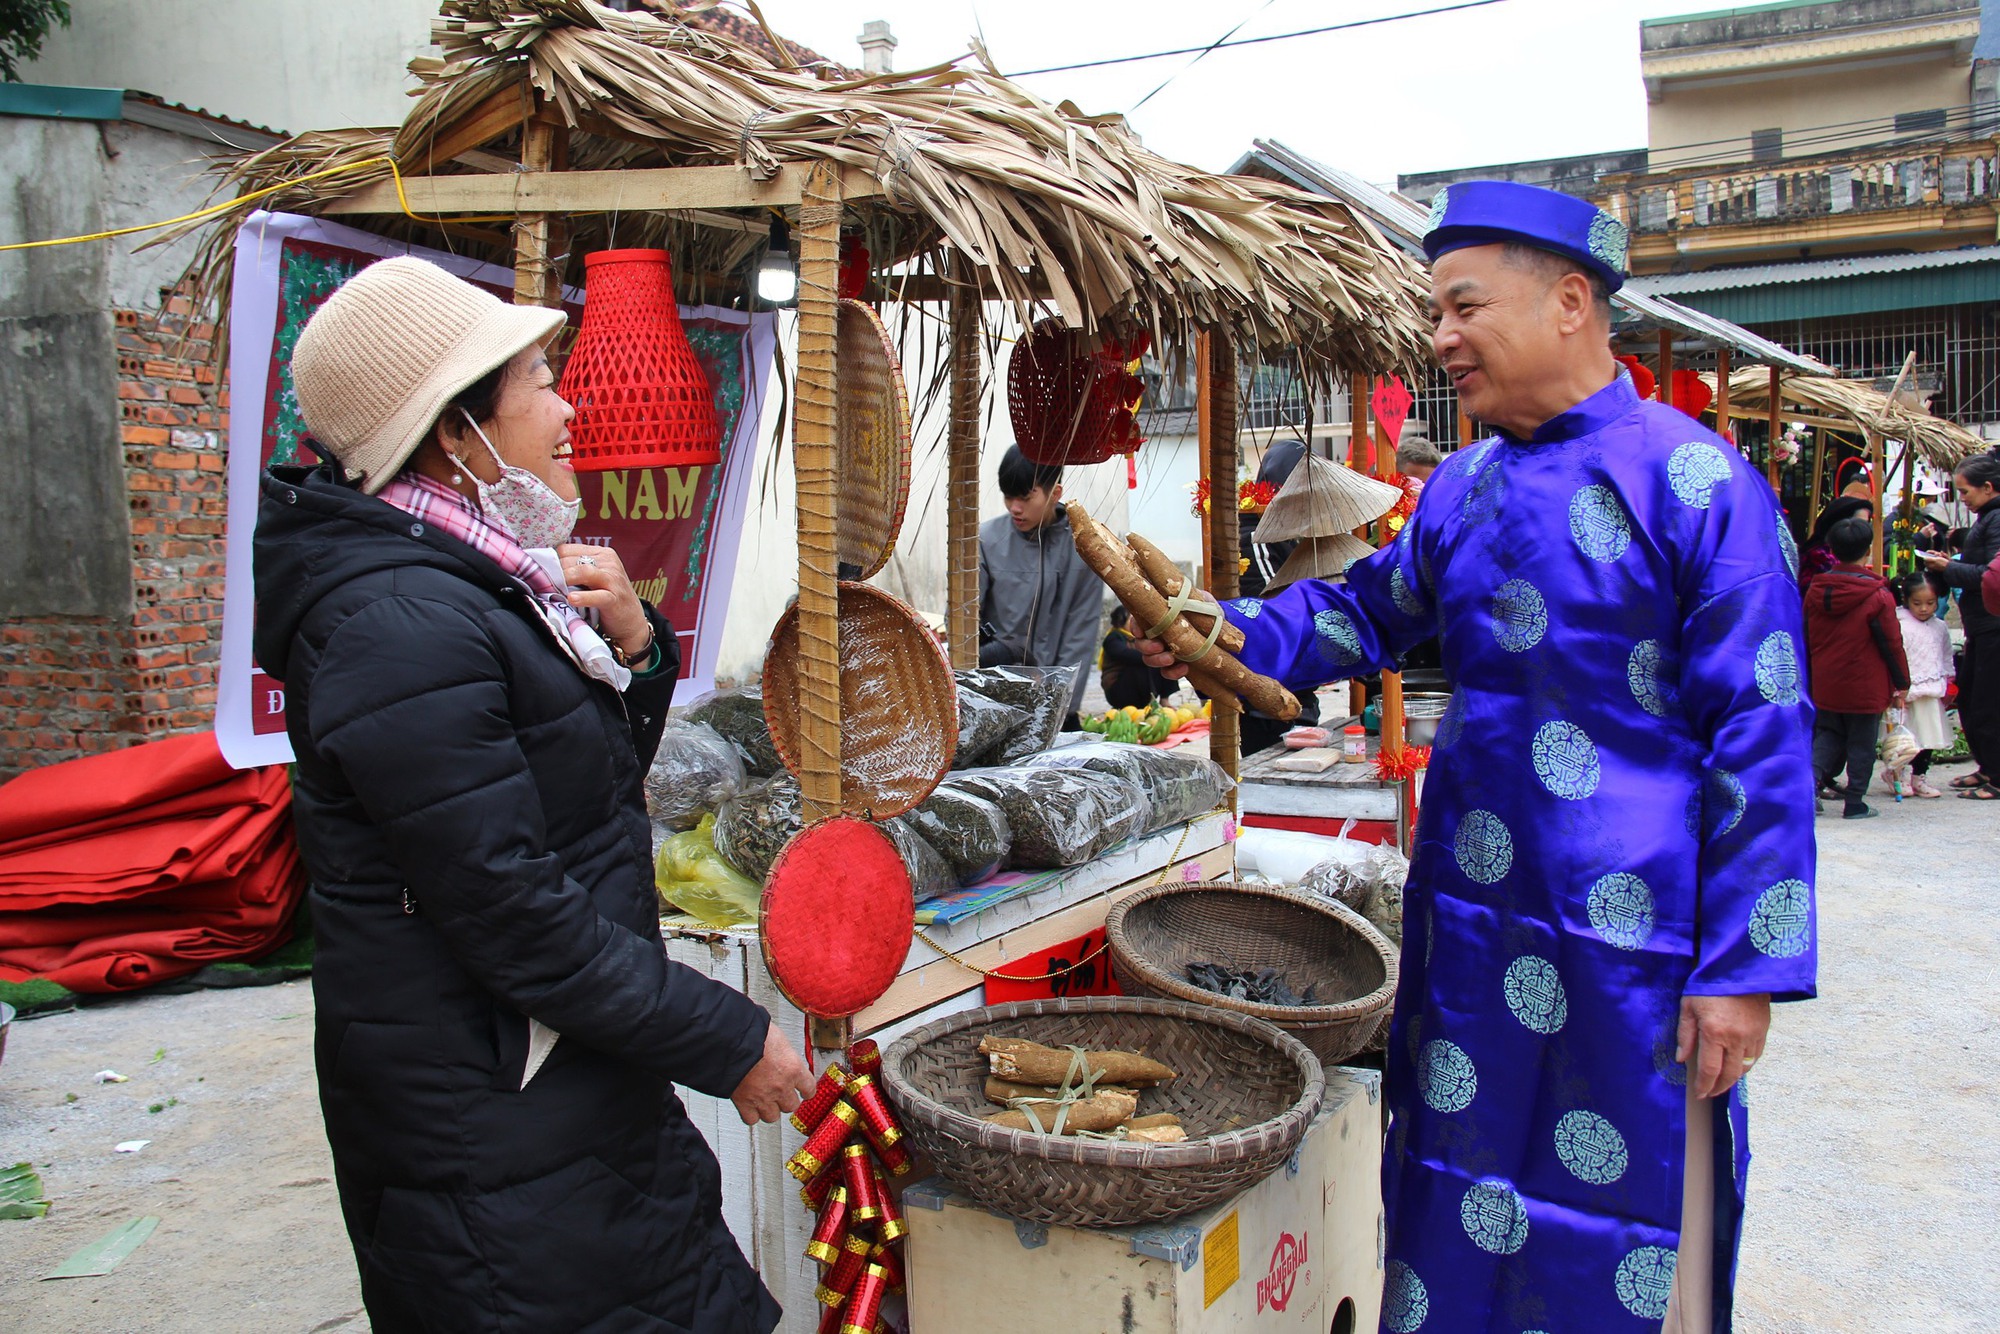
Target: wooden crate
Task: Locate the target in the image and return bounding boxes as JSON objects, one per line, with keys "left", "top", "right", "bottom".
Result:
{"left": 901, "top": 1067, "right": 1383, "bottom": 1334}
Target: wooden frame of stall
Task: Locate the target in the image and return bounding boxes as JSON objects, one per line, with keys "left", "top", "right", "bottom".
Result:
{"left": 1702, "top": 357, "right": 1985, "bottom": 575}
{"left": 181, "top": 8, "right": 1439, "bottom": 1065}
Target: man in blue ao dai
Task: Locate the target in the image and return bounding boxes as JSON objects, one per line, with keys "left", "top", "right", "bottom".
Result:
{"left": 1140, "top": 181, "right": 1817, "bottom": 1333}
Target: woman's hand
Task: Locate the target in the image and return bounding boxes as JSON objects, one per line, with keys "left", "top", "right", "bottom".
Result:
{"left": 557, "top": 542, "right": 651, "bottom": 657}
{"left": 1923, "top": 552, "right": 1950, "bottom": 572}
{"left": 1124, "top": 614, "right": 1190, "bottom": 678}
{"left": 729, "top": 1022, "right": 815, "bottom": 1126}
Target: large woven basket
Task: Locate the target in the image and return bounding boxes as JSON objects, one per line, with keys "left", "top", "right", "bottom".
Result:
{"left": 1106, "top": 882, "right": 1396, "bottom": 1067}
{"left": 881, "top": 996, "right": 1323, "bottom": 1228}
{"left": 763, "top": 581, "right": 957, "bottom": 820}
{"left": 835, "top": 298, "right": 911, "bottom": 580}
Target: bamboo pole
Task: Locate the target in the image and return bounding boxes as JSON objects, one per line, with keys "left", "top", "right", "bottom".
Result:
{"left": 513, "top": 113, "right": 560, "bottom": 309}
{"left": 793, "top": 167, "right": 844, "bottom": 821}
{"left": 1350, "top": 372, "right": 1370, "bottom": 474}
{"left": 1197, "top": 336, "right": 1214, "bottom": 585}
{"left": 1872, "top": 354, "right": 1920, "bottom": 576}
{"left": 1767, "top": 364, "right": 1784, "bottom": 498}
{"left": 1809, "top": 423, "right": 1828, "bottom": 521}
{"left": 946, "top": 261, "right": 981, "bottom": 668}
{"left": 1457, "top": 404, "right": 1474, "bottom": 451}
{"left": 1658, "top": 329, "right": 1674, "bottom": 409}
{"left": 1207, "top": 332, "right": 1242, "bottom": 792}
{"left": 1713, "top": 349, "right": 1730, "bottom": 448}
{"left": 1868, "top": 430, "right": 1886, "bottom": 574}
{"left": 1350, "top": 372, "right": 1372, "bottom": 720}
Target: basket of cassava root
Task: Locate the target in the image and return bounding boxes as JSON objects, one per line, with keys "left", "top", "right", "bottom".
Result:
{"left": 880, "top": 996, "right": 1324, "bottom": 1227}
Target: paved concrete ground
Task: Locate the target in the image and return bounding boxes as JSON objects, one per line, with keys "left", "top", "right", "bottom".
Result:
{"left": 1731, "top": 754, "right": 1999, "bottom": 1334}
{"left": 1, "top": 764, "right": 1993, "bottom": 1332}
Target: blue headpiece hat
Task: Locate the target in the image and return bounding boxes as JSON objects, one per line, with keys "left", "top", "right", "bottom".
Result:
{"left": 1421, "top": 180, "right": 1629, "bottom": 293}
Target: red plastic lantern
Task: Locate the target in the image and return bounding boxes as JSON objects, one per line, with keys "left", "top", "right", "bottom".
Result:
{"left": 1668, "top": 369, "right": 1713, "bottom": 421}
{"left": 1007, "top": 319, "right": 1150, "bottom": 466}
{"left": 558, "top": 249, "right": 721, "bottom": 471}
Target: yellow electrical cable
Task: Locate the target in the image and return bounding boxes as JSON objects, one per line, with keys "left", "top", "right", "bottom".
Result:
{"left": 0, "top": 155, "right": 517, "bottom": 253}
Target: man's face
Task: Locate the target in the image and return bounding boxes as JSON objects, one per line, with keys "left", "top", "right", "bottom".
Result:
{"left": 1006, "top": 484, "right": 1060, "bottom": 532}
{"left": 1428, "top": 247, "right": 1568, "bottom": 434}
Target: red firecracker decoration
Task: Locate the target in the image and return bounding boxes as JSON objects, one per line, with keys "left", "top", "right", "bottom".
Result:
{"left": 557, "top": 249, "right": 721, "bottom": 470}
{"left": 1373, "top": 745, "right": 1432, "bottom": 783}
{"left": 840, "top": 1264, "right": 892, "bottom": 1334}
{"left": 1008, "top": 319, "right": 1150, "bottom": 466}
{"left": 796, "top": 1047, "right": 914, "bottom": 1316}
{"left": 847, "top": 1039, "right": 884, "bottom": 1081}
{"left": 807, "top": 1186, "right": 852, "bottom": 1266}
{"left": 842, "top": 1143, "right": 882, "bottom": 1222}
{"left": 788, "top": 1099, "right": 859, "bottom": 1183}
{"left": 817, "top": 1232, "right": 873, "bottom": 1308}
{"left": 793, "top": 1063, "right": 852, "bottom": 1134}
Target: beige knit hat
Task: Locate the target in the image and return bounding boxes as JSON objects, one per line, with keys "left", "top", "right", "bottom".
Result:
{"left": 291, "top": 256, "right": 565, "bottom": 494}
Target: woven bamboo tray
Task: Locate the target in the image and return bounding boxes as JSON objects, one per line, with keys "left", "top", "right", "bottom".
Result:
{"left": 1105, "top": 882, "right": 1396, "bottom": 1067}
{"left": 881, "top": 996, "right": 1323, "bottom": 1228}
{"left": 835, "top": 298, "right": 912, "bottom": 580}
{"left": 763, "top": 581, "right": 956, "bottom": 820}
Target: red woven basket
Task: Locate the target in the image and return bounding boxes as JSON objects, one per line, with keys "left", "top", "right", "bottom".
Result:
{"left": 558, "top": 249, "right": 722, "bottom": 471}
{"left": 1007, "top": 320, "right": 1149, "bottom": 467}
{"left": 761, "top": 817, "right": 915, "bottom": 1019}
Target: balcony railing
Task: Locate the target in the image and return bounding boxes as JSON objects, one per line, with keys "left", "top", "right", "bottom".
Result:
{"left": 1599, "top": 141, "right": 2000, "bottom": 234}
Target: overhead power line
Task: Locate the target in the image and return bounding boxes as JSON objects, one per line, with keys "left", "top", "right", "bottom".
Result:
{"left": 1005, "top": 0, "right": 1513, "bottom": 79}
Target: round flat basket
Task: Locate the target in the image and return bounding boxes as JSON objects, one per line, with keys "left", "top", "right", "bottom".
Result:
{"left": 836, "top": 298, "right": 912, "bottom": 580}
{"left": 760, "top": 817, "right": 915, "bottom": 1019}
{"left": 763, "top": 581, "right": 957, "bottom": 819}
{"left": 1105, "top": 882, "right": 1396, "bottom": 1067}
{"left": 881, "top": 996, "right": 1323, "bottom": 1228}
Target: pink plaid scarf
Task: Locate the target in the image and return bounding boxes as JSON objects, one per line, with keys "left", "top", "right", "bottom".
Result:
{"left": 378, "top": 473, "right": 627, "bottom": 687}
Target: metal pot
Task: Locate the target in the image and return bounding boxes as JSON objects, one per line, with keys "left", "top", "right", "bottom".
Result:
{"left": 1401, "top": 692, "right": 1450, "bottom": 747}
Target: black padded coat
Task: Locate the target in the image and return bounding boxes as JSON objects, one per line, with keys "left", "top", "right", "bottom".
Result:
{"left": 253, "top": 463, "right": 779, "bottom": 1334}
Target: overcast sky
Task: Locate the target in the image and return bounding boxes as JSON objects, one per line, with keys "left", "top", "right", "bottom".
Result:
{"left": 745, "top": 0, "right": 1721, "bottom": 184}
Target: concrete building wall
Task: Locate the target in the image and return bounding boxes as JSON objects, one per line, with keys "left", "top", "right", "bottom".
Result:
{"left": 23, "top": 0, "right": 438, "bottom": 134}
{"left": 0, "top": 118, "right": 128, "bottom": 621}
{"left": 0, "top": 113, "right": 228, "bottom": 776}
{"left": 1648, "top": 55, "right": 1972, "bottom": 168}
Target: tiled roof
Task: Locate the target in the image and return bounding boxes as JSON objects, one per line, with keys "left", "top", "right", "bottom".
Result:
{"left": 671, "top": 7, "right": 852, "bottom": 75}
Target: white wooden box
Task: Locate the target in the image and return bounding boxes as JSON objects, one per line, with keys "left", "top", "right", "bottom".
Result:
{"left": 901, "top": 1068, "right": 1383, "bottom": 1334}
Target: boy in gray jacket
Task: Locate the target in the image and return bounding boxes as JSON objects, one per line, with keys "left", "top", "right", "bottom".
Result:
{"left": 977, "top": 447, "right": 1106, "bottom": 720}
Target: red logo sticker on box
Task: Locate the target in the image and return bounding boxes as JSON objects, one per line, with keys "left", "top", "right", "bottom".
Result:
{"left": 1256, "top": 1231, "right": 1309, "bottom": 1314}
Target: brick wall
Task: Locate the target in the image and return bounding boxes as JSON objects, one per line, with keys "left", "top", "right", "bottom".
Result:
{"left": 0, "top": 297, "right": 228, "bottom": 779}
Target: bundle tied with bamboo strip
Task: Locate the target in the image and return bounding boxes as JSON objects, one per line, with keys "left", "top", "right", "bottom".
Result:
{"left": 1068, "top": 503, "right": 1299, "bottom": 720}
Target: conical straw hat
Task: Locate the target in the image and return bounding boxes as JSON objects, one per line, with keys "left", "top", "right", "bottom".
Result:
{"left": 1253, "top": 454, "right": 1402, "bottom": 543}
{"left": 1263, "top": 533, "right": 1377, "bottom": 594}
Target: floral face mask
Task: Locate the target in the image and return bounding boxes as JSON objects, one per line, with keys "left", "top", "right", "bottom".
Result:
{"left": 451, "top": 408, "right": 582, "bottom": 550}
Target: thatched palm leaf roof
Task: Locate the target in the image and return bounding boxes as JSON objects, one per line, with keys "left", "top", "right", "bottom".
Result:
{"left": 172, "top": 0, "right": 1432, "bottom": 374}
{"left": 1707, "top": 368, "right": 1985, "bottom": 470}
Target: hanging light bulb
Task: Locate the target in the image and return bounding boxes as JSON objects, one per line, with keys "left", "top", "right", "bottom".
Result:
{"left": 757, "top": 214, "right": 798, "bottom": 306}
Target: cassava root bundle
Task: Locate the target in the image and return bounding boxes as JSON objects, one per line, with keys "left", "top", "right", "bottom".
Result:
{"left": 1067, "top": 504, "right": 1299, "bottom": 720}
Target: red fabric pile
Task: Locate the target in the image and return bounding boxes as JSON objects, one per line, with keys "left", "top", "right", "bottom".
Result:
{"left": 0, "top": 733, "right": 304, "bottom": 992}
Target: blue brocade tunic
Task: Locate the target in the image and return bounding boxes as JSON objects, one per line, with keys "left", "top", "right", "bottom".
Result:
{"left": 1222, "top": 377, "right": 1817, "bottom": 1333}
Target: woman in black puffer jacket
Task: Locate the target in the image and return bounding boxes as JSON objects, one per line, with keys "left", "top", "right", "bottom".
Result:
{"left": 256, "top": 257, "right": 809, "bottom": 1332}
{"left": 1927, "top": 452, "right": 2000, "bottom": 799}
